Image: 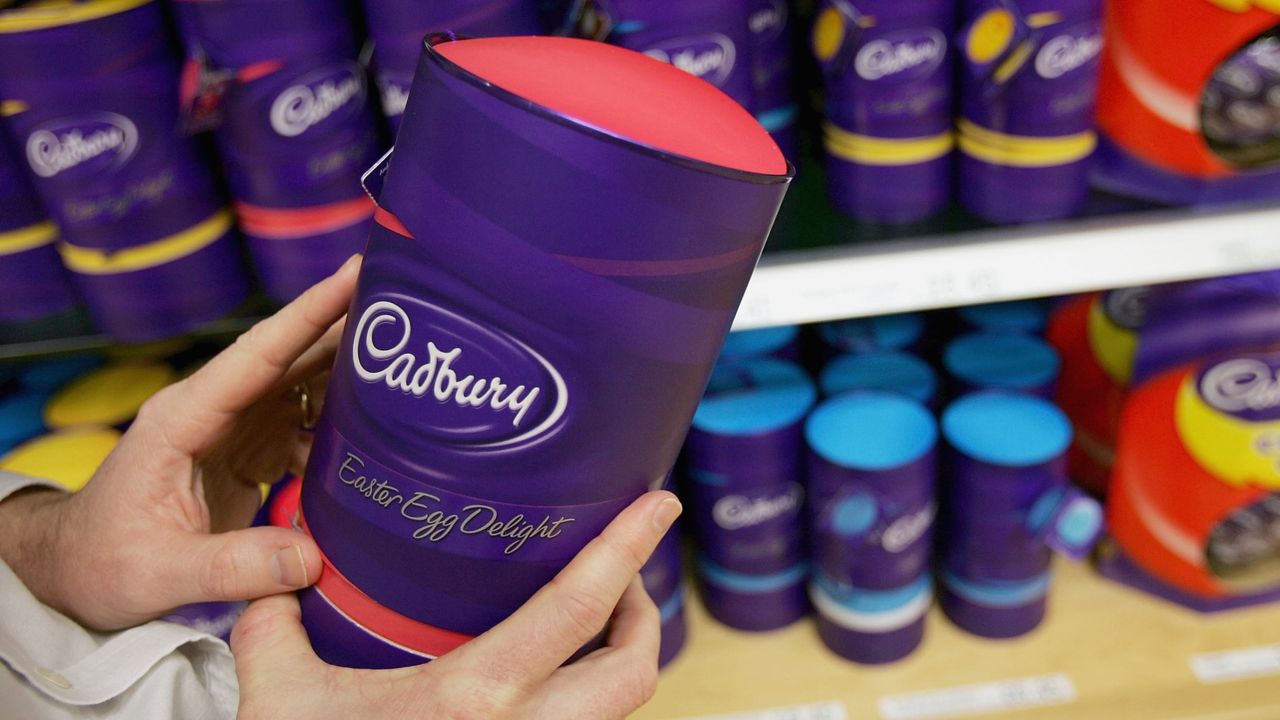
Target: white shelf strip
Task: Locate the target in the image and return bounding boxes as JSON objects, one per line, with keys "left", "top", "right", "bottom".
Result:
{"left": 732, "top": 205, "right": 1280, "bottom": 329}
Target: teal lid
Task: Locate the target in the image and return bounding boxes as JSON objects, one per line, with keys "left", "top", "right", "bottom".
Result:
{"left": 692, "top": 358, "right": 816, "bottom": 435}
{"left": 719, "top": 326, "right": 799, "bottom": 361}
{"left": 944, "top": 332, "right": 1060, "bottom": 390}
{"left": 820, "top": 351, "right": 937, "bottom": 404}
{"left": 942, "top": 391, "right": 1072, "bottom": 467}
{"left": 957, "top": 300, "right": 1048, "bottom": 334}
{"left": 819, "top": 313, "right": 924, "bottom": 353}
{"left": 19, "top": 355, "right": 102, "bottom": 393}
{"left": 0, "top": 393, "right": 47, "bottom": 453}
{"left": 805, "top": 391, "right": 937, "bottom": 471}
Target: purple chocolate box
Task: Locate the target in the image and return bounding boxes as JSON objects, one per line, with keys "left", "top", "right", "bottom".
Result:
{"left": 298, "top": 34, "right": 790, "bottom": 667}
{"left": 0, "top": 0, "right": 249, "bottom": 342}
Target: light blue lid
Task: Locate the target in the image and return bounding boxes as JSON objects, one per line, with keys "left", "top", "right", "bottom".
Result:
{"left": 942, "top": 391, "right": 1072, "bottom": 467}
{"left": 0, "top": 393, "right": 47, "bottom": 453}
{"left": 805, "top": 391, "right": 937, "bottom": 471}
{"left": 819, "top": 313, "right": 924, "bottom": 353}
{"left": 19, "top": 355, "right": 102, "bottom": 393}
{"left": 957, "top": 300, "right": 1048, "bottom": 334}
{"left": 692, "top": 358, "right": 816, "bottom": 435}
{"left": 944, "top": 332, "right": 1060, "bottom": 390}
{"left": 719, "top": 325, "right": 799, "bottom": 361}
{"left": 820, "top": 351, "right": 937, "bottom": 404}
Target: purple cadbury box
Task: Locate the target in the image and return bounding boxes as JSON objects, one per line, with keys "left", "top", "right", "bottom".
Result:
{"left": 593, "top": 0, "right": 799, "bottom": 158}
{"left": 957, "top": 0, "right": 1105, "bottom": 224}
{"left": 939, "top": 391, "right": 1102, "bottom": 638}
{"left": 174, "top": 0, "right": 381, "bottom": 304}
{"left": 686, "top": 358, "right": 816, "bottom": 632}
{"left": 806, "top": 391, "right": 937, "bottom": 664}
{"left": 363, "top": 0, "right": 543, "bottom": 135}
{"left": 813, "top": 0, "right": 956, "bottom": 224}
{"left": 0, "top": 132, "right": 78, "bottom": 324}
{"left": 0, "top": 0, "right": 249, "bottom": 342}
{"left": 297, "top": 34, "right": 791, "bottom": 667}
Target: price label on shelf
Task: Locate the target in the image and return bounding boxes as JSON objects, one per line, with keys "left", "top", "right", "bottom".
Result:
{"left": 878, "top": 674, "right": 1077, "bottom": 720}
{"left": 680, "top": 701, "right": 848, "bottom": 720}
{"left": 1191, "top": 644, "right": 1280, "bottom": 684}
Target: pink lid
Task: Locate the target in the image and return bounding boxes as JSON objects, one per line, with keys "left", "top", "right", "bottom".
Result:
{"left": 434, "top": 36, "right": 787, "bottom": 177}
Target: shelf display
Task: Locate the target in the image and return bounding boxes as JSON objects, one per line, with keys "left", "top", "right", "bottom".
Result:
{"left": 0, "top": 0, "right": 249, "bottom": 342}
{"left": 174, "top": 0, "right": 381, "bottom": 303}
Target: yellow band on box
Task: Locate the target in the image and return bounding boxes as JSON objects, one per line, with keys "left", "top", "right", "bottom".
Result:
{"left": 43, "top": 362, "right": 176, "bottom": 429}
{"left": 0, "top": 221, "right": 57, "bottom": 256}
{"left": 59, "top": 210, "right": 232, "bottom": 275}
{"left": 824, "top": 124, "right": 954, "bottom": 166}
{"left": 0, "top": 428, "right": 121, "bottom": 493}
{"left": 0, "top": 0, "right": 151, "bottom": 33}
{"left": 958, "top": 119, "right": 1096, "bottom": 167}
{"left": 1175, "top": 378, "right": 1280, "bottom": 490}
{"left": 1086, "top": 298, "right": 1139, "bottom": 386}
{"left": 812, "top": 6, "right": 847, "bottom": 63}
{"left": 0, "top": 100, "right": 27, "bottom": 117}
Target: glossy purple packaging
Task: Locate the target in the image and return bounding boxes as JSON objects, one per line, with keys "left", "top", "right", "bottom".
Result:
{"left": 299, "top": 35, "right": 791, "bottom": 667}
{"left": 174, "top": 0, "right": 380, "bottom": 303}
{"left": 363, "top": 0, "right": 543, "bottom": 134}
{"left": 812, "top": 0, "right": 955, "bottom": 223}
{"left": 686, "top": 358, "right": 815, "bottom": 632}
{"left": 590, "top": 0, "right": 798, "bottom": 158}
{"left": 939, "top": 392, "right": 1102, "bottom": 638}
{"left": 957, "top": 0, "right": 1104, "bottom": 224}
{"left": 161, "top": 601, "right": 245, "bottom": 642}
{"left": 806, "top": 391, "right": 937, "bottom": 664}
{"left": 0, "top": 0, "right": 248, "bottom": 342}
{"left": 1132, "top": 271, "right": 1280, "bottom": 387}
{"left": 0, "top": 131, "right": 78, "bottom": 325}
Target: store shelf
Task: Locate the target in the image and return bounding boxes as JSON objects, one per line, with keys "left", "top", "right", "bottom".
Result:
{"left": 733, "top": 201, "right": 1280, "bottom": 330}
{"left": 636, "top": 557, "right": 1280, "bottom": 720}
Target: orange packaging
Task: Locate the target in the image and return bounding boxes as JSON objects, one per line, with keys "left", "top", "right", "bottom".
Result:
{"left": 1094, "top": 0, "right": 1280, "bottom": 202}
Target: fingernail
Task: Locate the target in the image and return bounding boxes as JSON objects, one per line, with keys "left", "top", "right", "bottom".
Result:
{"left": 651, "top": 497, "right": 682, "bottom": 533}
{"left": 271, "top": 545, "right": 309, "bottom": 588}
{"left": 341, "top": 253, "right": 362, "bottom": 274}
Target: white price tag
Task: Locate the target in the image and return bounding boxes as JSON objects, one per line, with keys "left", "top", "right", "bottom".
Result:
{"left": 680, "top": 701, "right": 847, "bottom": 720}
{"left": 878, "top": 674, "right": 1077, "bottom": 720}
{"left": 1191, "top": 645, "right": 1280, "bottom": 684}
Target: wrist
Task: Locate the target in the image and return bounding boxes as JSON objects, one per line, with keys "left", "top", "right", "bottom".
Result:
{"left": 0, "top": 487, "right": 73, "bottom": 611}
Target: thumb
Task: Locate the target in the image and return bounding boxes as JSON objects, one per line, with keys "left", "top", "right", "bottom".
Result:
{"left": 231, "top": 593, "right": 324, "bottom": 691}
{"left": 168, "top": 526, "right": 323, "bottom": 607}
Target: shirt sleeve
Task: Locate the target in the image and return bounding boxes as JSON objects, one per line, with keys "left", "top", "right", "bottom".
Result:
{"left": 0, "top": 471, "right": 240, "bottom": 720}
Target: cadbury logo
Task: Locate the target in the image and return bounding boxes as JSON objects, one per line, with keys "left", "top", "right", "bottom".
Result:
{"left": 26, "top": 114, "right": 137, "bottom": 178}
{"left": 377, "top": 79, "right": 410, "bottom": 118}
{"left": 352, "top": 301, "right": 565, "bottom": 438}
{"left": 270, "top": 69, "right": 364, "bottom": 138}
{"left": 1035, "top": 32, "right": 1103, "bottom": 79}
{"left": 854, "top": 32, "right": 946, "bottom": 81}
{"left": 712, "top": 485, "right": 803, "bottom": 530}
{"left": 1201, "top": 358, "right": 1280, "bottom": 413}
{"left": 1103, "top": 286, "right": 1150, "bottom": 330}
{"left": 749, "top": 3, "right": 783, "bottom": 34}
{"left": 880, "top": 503, "right": 935, "bottom": 553}
{"left": 645, "top": 34, "right": 736, "bottom": 84}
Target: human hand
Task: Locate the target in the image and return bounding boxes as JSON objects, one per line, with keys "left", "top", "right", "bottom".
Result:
{"left": 232, "top": 490, "right": 682, "bottom": 720}
{"left": 0, "top": 255, "right": 363, "bottom": 630}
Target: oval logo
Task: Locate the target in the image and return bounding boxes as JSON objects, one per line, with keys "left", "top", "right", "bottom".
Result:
{"left": 1102, "top": 286, "right": 1150, "bottom": 330}
{"left": 1034, "top": 28, "right": 1103, "bottom": 80}
{"left": 26, "top": 112, "right": 138, "bottom": 179}
{"left": 712, "top": 484, "right": 803, "bottom": 530}
{"left": 854, "top": 28, "right": 946, "bottom": 82}
{"left": 879, "top": 503, "right": 935, "bottom": 553}
{"left": 643, "top": 33, "right": 737, "bottom": 86}
{"left": 350, "top": 298, "right": 568, "bottom": 449}
{"left": 270, "top": 63, "right": 366, "bottom": 138}
{"left": 1198, "top": 356, "right": 1280, "bottom": 422}
{"left": 749, "top": 0, "right": 787, "bottom": 38}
